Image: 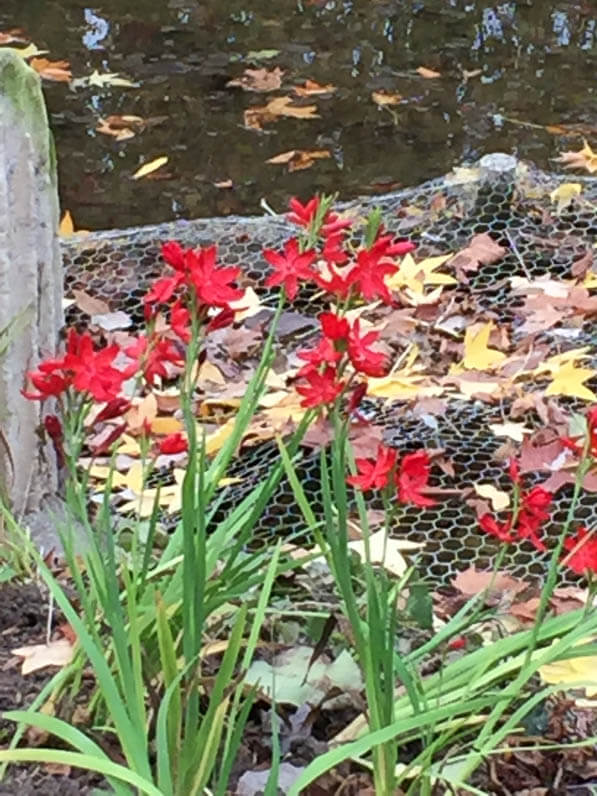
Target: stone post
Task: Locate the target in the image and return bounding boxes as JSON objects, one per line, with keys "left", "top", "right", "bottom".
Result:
{"left": 0, "top": 50, "right": 63, "bottom": 519}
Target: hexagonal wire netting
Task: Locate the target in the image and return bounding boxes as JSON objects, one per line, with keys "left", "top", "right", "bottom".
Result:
{"left": 62, "top": 158, "right": 597, "bottom": 584}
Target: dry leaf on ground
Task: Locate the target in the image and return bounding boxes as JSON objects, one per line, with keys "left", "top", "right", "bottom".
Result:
{"left": 97, "top": 115, "right": 146, "bottom": 141}
{"left": 59, "top": 211, "right": 89, "bottom": 238}
{"left": 461, "top": 322, "right": 507, "bottom": 370}
{"left": 449, "top": 233, "right": 506, "bottom": 275}
{"left": 12, "top": 639, "right": 75, "bottom": 675}
{"left": 372, "top": 90, "right": 402, "bottom": 107}
{"left": 556, "top": 140, "right": 597, "bottom": 174}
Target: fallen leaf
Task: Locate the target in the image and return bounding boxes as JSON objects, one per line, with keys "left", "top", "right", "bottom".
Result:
{"left": 473, "top": 483, "right": 510, "bottom": 511}
{"left": 489, "top": 422, "right": 531, "bottom": 442}
{"left": 293, "top": 79, "right": 336, "bottom": 97}
{"left": 72, "top": 69, "right": 138, "bottom": 89}
{"left": 71, "top": 289, "right": 110, "bottom": 316}
{"left": 92, "top": 311, "right": 132, "bottom": 331}
{"left": 550, "top": 182, "right": 582, "bottom": 212}
{"left": 29, "top": 57, "right": 71, "bottom": 82}
{"left": 461, "top": 322, "right": 506, "bottom": 370}
{"left": 449, "top": 233, "right": 506, "bottom": 275}
{"left": 213, "top": 179, "right": 233, "bottom": 189}
{"left": 266, "top": 148, "right": 330, "bottom": 172}
{"left": 371, "top": 90, "right": 402, "bottom": 107}
{"left": 417, "top": 66, "right": 441, "bottom": 78}
{"left": 539, "top": 644, "right": 597, "bottom": 697}
{"left": 386, "top": 252, "right": 456, "bottom": 295}
{"left": 348, "top": 529, "right": 423, "bottom": 577}
{"left": 96, "top": 114, "right": 146, "bottom": 141}
{"left": 227, "top": 67, "right": 284, "bottom": 92}
{"left": 0, "top": 29, "right": 28, "bottom": 45}
{"left": 451, "top": 567, "right": 529, "bottom": 600}
{"left": 245, "top": 49, "right": 280, "bottom": 61}
{"left": 126, "top": 393, "right": 158, "bottom": 432}
{"left": 244, "top": 95, "right": 319, "bottom": 130}
{"left": 555, "top": 140, "right": 597, "bottom": 174}
{"left": 132, "top": 156, "right": 169, "bottom": 180}
{"left": 59, "top": 211, "right": 89, "bottom": 237}
{"left": 12, "top": 639, "right": 75, "bottom": 675}
{"left": 545, "top": 360, "right": 597, "bottom": 402}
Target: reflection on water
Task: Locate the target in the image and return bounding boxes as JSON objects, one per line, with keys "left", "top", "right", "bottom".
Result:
{"left": 0, "top": 1, "right": 595, "bottom": 229}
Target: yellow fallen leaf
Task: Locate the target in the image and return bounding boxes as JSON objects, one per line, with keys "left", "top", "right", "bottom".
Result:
{"left": 348, "top": 529, "right": 424, "bottom": 577}
{"left": 545, "top": 360, "right": 597, "bottom": 402}
{"left": 535, "top": 347, "right": 592, "bottom": 374}
{"left": 132, "top": 156, "right": 169, "bottom": 180}
{"left": 386, "top": 253, "right": 456, "bottom": 295}
{"left": 127, "top": 393, "right": 158, "bottom": 431}
{"left": 203, "top": 418, "right": 236, "bottom": 456}
{"left": 198, "top": 360, "right": 226, "bottom": 385}
{"left": 88, "top": 462, "right": 144, "bottom": 493}
{"left": 229, "top": 287, "right": 264, "bottom": 321}
{"left": 461, "top": 322, "right": 506, "bottom": 370}
{"left": 150, "top": 416, "right": 184, "bottom": 435}
{"left": 539, "top": 643, "right": 597, "bottom": 697}
{"left": 115, "top": 434, "right": 143, "bottom": 457}
{"left": 550, "top": 182, "right": 582, "bottom": 212}
{"left": 13, "top": 639, "right": 75, "bottom": 675}
{"left": 473, "top": 483, "right": 510, "bottom": 511}
{"left": 59, "top": 210, "right": 89, "bottom": 237}
{"left": 367, "top": 376, "right": 443, "bottom": 400}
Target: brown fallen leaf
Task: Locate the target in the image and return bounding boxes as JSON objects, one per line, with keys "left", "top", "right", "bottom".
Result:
{"left": 449, "top": 233, "right": 506, "bottom": 276}
{"left": 227, "top": 66, "right": 284, "bottom": 92}
{"left": 451, "top": 567, "right": 530, "bottom": 600}
{"left": 555, "top": 139, "right": 597, "bottom": 174}
{"left": 12, "top": 639, "right": 75, "bottom": 675}
{"left": 417, "top": 66, "right": 441, "bottom": 79}
{"left": 266, "top": 148, "right": 330, "bottom": 172}
{"left": 371, "top": 90, "right": 402, "bottom": 107}
{"left": 71, "top": 289, "right": 110, "bottom": 316}
{"left": 96, "top": 114, "right": 146, "bottom": 141}
{"left": 0, "top": 29, "right": 28, "bottom": 45}
{"left": 213, "top": 179, "right": 233, "bottom": 189}
{"left": 29, "top": 57, "right": 72, "bottom": 83}
{"left": 243, "top": 95, "right": 319, "bottom": 130}
{"left": 292, "top": 79, "right": 336, "bottom": 97}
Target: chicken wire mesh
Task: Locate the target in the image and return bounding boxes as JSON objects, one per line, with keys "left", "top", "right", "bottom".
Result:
{"left": 62, "top": 154, "right": 597, "bottom": 584}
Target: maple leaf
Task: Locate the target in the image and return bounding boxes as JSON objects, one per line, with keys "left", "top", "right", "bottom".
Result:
{"left": 227, "top": 67, "right": 284, "bottom": 92}
{"left": 348, "top": 529, "right": 424, "bottom": 577}
{"left": 539, "top": 643, "right": 597, "bottom": 697}
{"left": 96, "top": 114, "right": 146, "bottom": 141}
{"left": 29, "top": 57, "right": 72, "bottom": 82}
{"left": 12, "top": 639, "right": 75, "bottom": 674}
{"left": 555, "top": 140, "right": 597, "bottom": 174}
{"left": 386, "top": 253, "right": 456, "bottom": 296}
{"left": 550, "top": 182, "right": 582, "bottom": 211}
{"left": 266, "top": 149, "right": 331, "bottom": 172}
{"left": 460, "top": 322, "right": 506, "bottom": 370}
{"left": 243, "top": 96, "right": 319, "bottom": 130}
{"left": 448, "top": 233, "right": 506, "bottom": 275}
{"left": 544, "top": 360, "right": 597, "bottom": 402}
{"left": 292, "top": 79, "right": 336, "bottom": 97}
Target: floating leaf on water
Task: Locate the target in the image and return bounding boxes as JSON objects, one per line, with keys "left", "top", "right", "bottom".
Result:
{"left": 132, "top": 156, "right": 169, "bottom": 180}
{"left": 417, "top": 66, "right": 441, "bottom": 78}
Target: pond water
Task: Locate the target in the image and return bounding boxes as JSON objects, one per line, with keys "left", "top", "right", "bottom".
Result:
{"left": 1, "top": 1, "right": 595, "bottom": 230}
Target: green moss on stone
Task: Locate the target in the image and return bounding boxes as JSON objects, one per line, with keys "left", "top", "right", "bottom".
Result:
{"left": 0, "top": 50, "right": 57, "bottom": 186}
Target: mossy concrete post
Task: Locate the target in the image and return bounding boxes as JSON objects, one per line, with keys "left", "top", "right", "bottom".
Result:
{"left": 0, "top": 50, "right": 63, "bottom": 519}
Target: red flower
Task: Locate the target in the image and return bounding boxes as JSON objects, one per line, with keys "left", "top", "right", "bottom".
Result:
{"left": 396, "top": 451, "right": 435, "bottom": 506}
{"left": 44, "top": 414, "right": 63, "bottom": 441}
{"left": 297, "top": 338, "right": 341, "bottom": 375}
{"left": 370, "top": 233, "right": 416, "bottom": 259}
{"left": 90, "top": 423, "right": 127, "bottom": 456}
{"left": 263, "top": 238, "right": 316, "bottom": 301}
{"left": 186, "top": 245, "right": 244, "bottom": 308}
{"left": 170, "top": 299, "right": 191, "bottom": 343}
{"left": 206, "top": 305, "right": 235, "bottom": 332}
{"left": 561, "top": 405, "right": 597, "bottom": 458}
{"left": 159, "top": 432, "right": 188, "bottom": 455}
{"left": 347, "top": 444, "right": 397, "bottom": 491}
{"left": 296, "top": 366, "right": 344, "bottom": 408}
{"left": 479, "top": 514, "right": 514, "bottom": 544}
{"left": 161, "top": 241, "right": 187, "bottom": 272}
{"left": 320, "top": 311, "right": 349, "bottom": 341}
{"left": 23, "top": 368, "right": 69, "bottom": 400}
{"left": 447, "top": 636, "right": 468, "bottom": 651}
{"left": 63, "top": 330, "right": 126, "bottom": 402}
{"left": 125, "top": 335, "right": 183, "bottom": 386}
{"left": 287, "top": 196, "right": 319, "bottom": 228}
{"left": 313, "top": 264, "right": 353, "bottom": 299}
{"left": 508, "top": 458, "right": 520, "bottom": 484}
{"left": 516, "top": 486, "right": 552, "bottom": 553}
{"left": 144, "top": 274, "right": 183, "bottom": 307}
{"left": 347, "top": 320, "right": 388, "bottom": 377}
{"left": 562, "top": 527, "right": 597, "bottom": 575}
{"left": 346, "top": 247, "right": 398, "bottom": 304}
